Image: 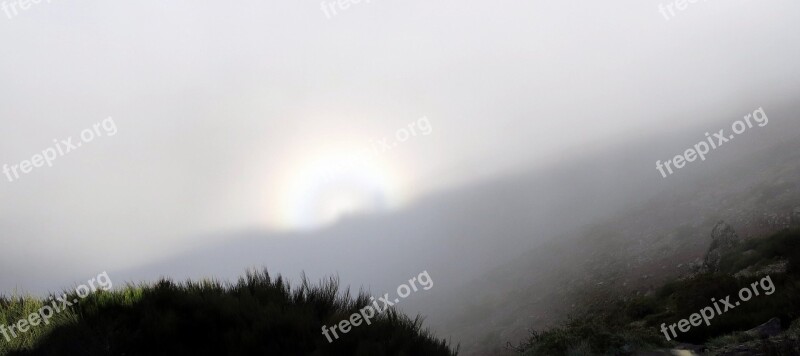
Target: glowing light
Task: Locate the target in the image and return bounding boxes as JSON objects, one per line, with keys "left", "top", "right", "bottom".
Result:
{"left": 271, "top": 148, "right": 408, "bottom": 230}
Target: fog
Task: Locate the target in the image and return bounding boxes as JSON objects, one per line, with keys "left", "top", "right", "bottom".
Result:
{"left": 1, "top": 1, "right": 800, "bottom": 352}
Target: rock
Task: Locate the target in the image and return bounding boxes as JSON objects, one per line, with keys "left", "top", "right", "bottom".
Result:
{"left": 635, "top": 350, "right": 696, "bottom": 356}
{"left": 703, "top": 221, "right": 741, "bottom": 273}
{"left": 675, "top": 343, "right": 705, "bottom": 353}
{"left": 792, "top": 207, "right": 800, "bottom": 228}
{"left": 635, "top": 344, "right": 703, "bottom": 356}
{"left": 745, "top": 317, "right": 782, "bottom": 338}
{"left": 734, "top": 260, "right": 788, "bottom": 278}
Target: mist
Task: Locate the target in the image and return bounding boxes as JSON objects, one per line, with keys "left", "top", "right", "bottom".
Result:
{"left": 1, "top": 0, "right": 800, "bottom": 354}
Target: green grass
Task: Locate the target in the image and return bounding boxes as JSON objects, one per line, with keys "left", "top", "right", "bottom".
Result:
{"left": 0, "top": 270, "right": 457, "bottom": 356}
{"left": 512, "top": 310, "right": 667, "bottom": 355}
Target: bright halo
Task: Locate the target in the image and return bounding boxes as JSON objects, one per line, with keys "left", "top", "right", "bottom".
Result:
{"left": 274, "top": 150, "right": 407, "bottom": 230}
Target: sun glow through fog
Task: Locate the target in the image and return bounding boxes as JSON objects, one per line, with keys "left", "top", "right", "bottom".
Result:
{"left": 272, "top": 150, "right": 408, "bottom": 231}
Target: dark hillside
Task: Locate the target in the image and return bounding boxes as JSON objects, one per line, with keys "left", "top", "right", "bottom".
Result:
{"left": 515, "top": 228, "right": 800, "bottom": 355}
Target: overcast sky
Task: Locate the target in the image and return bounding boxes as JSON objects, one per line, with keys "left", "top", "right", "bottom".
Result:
{"left": 1, "top": 0, "right": 799, "bottom": 291}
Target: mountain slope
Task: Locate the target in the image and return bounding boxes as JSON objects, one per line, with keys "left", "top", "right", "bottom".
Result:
{"left": 434, "top": 131, "right": 800, "bottom": 355}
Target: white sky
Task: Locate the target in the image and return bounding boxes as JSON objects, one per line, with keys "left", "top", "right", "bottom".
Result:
{"left": 1, "top": 0, "right": 799, "bottom": 288}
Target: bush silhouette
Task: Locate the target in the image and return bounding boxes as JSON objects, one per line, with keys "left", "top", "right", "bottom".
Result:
{"left": 0, "top": 270, "right": 456, "bottom": 356}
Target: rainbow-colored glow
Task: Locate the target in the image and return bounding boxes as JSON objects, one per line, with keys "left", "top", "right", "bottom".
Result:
{"left": 270, "top": 149, "right": 409, "bottom": 230}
